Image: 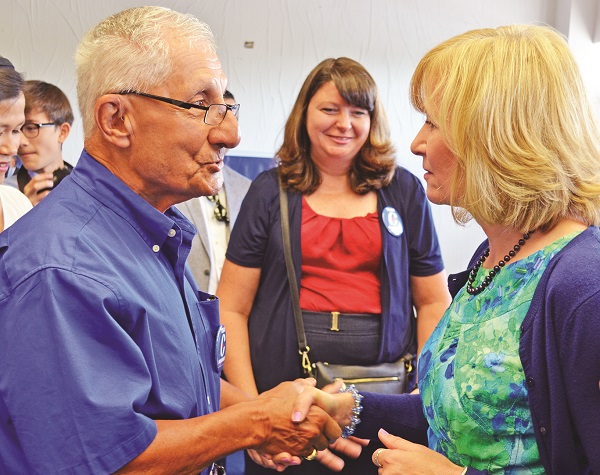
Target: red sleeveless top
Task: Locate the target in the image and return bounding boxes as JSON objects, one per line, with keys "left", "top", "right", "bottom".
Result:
{"left": 299, "top": 197, "right": 382, "bottom": 313}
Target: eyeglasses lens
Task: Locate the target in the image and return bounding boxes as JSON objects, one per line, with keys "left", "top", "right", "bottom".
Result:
{"left": 21, "top": 124, "right": 40, "bottom": 138}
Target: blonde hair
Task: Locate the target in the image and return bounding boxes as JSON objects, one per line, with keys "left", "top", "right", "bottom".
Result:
{"left": 278, "top": 57, "right": 396, "bottom": 194}
{"left": 410, "top": 24, "right": 600, "bottom": 230}
{"left": 75, "top": 6, "right": 216, "bottom": 137}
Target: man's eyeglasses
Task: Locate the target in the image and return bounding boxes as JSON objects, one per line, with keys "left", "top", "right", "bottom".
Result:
{"left": 20, "top": 122, "right": 57, "bottom": 139}
{"left": 115, "top": 91, "right": 240, "bottom": 126}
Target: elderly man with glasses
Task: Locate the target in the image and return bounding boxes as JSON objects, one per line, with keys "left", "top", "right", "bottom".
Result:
{"left": 0, "top": 6, "right": 340, "bottom": 475}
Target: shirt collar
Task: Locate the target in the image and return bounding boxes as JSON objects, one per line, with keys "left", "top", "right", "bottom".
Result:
{"left": 70, "top": 150, "right": 196, "bottom": 249}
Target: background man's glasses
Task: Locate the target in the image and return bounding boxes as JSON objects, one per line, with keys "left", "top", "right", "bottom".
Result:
{"left": 115, "top": 91, "right": 240, "bottom": 126}
{"left": 20, "top": 122, "right": 57, "bottom": 139}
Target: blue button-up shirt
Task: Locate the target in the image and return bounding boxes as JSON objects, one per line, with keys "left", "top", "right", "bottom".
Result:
{"left": 0, "top": 150, "right": 221, "bottom": 474}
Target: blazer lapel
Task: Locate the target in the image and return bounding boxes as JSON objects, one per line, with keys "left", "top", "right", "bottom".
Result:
{"left": 182, "top": 198, "right": 211, "bottom": 256}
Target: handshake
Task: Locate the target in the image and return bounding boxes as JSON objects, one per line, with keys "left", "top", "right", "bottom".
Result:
{"left": 238, "top": 378, "right": 362, "bottom": 472}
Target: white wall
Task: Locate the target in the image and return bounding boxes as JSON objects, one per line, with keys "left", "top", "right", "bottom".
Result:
{"left": 557, "top": 0, "right": 600, "bottom": 111}
{"left": 5, "top": 0, "right": 593, "bottom": 275}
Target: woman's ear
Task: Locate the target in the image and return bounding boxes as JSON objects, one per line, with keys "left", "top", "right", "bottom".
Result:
{"left": 94, "top": 95, "right": 131, "bottom": 148}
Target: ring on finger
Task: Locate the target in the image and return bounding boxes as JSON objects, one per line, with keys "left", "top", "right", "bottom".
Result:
{"left": 304, "top": 448, "right": 318, "bottom": 461}
{"left": 373, "top": 448, "right": 385, "bottom": 468}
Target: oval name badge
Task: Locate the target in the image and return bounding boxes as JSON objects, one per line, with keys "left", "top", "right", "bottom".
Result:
{"left": 215, "top": 324, "right": 226, "bottom": 372}
{"left": 382, "top": 206, "right": 404, "bottom": 237}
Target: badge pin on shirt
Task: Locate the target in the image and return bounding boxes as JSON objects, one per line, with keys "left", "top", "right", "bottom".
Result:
{"left": 382, "top": 206, "right": 403, "bottom": 237}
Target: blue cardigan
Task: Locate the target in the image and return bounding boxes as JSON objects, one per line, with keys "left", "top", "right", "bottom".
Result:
{"left": 356, "top": 226, "right": 600, "bottom": 474}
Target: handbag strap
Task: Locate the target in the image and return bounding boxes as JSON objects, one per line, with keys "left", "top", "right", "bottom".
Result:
{"left": 278, "top": 172, "right": 313, "bottom": 376}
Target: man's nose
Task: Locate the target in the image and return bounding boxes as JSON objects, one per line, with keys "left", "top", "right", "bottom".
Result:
{"left": 211, "top": 111, "right": 241, "bottom": 150}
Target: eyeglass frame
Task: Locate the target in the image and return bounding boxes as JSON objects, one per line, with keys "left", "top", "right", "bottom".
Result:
{"left": 114, "top": 91, "right": 240, "bottom": 126}
{"left": 20, "top": 122, "right": 58, "bottom": 139}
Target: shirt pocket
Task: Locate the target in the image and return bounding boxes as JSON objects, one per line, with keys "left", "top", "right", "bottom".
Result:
{"left": 193, "top": 291, "right": 223, "bottom": 403}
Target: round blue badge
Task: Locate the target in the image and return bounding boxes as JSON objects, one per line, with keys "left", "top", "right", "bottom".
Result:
{"left": 382, "top": 206, "right": 403, "bottom": 237}
{"left": 215, "top": 325, "right": 226, "bottom": 372}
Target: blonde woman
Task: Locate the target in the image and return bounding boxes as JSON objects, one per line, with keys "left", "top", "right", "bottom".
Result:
{"left": 296, "top": 25, "right": 600, "bottom": 475}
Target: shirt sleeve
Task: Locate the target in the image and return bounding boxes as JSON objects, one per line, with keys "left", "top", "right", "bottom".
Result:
{"left": 354, "top": 392, "right": 429, "bottom": 445}
{"left": 226, "top": 170, "right": 278, "bottom": 268}
{"left": 0, "top": 267, "right": 157, "bottom": 474}
{"left": 395, "top": 168, "right": 445, "bottom": 277}
{"left": 553, "top": 271, "right": 600, "bottom": 471}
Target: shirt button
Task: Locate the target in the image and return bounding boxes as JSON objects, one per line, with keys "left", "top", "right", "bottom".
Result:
{"left": 152, "top": 245, "right": 160, "bottom": 253}
{"left": 540, "top": 427, "right": 547, "bottom": 435}
{"left": 526, "top": 376, "right": 535, "bottom": 387}
{"left": 168, "top": 229, "right": 176, "bottom": 237}
{"left": 204, "top": 269, "right": 210, "bottom": 276}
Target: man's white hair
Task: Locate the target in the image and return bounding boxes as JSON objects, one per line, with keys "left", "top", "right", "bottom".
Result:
{"left": 75, "top": 6, "right": 216, "bottom": 137}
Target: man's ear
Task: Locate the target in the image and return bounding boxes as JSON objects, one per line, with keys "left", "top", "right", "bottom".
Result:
{"left": 94, "top": 95, "right": 131, "bottom": 148}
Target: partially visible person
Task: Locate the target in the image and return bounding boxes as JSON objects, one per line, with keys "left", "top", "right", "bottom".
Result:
{"left": 14, "top": 80, "right": 74, "bottom": 205}
{"left": 223, "top": 89, "right": 235, "bottom": 107}
{"left": 0, "top": 7, "right": 340, "bottom": 474}
{"left": 4, "top": 154, "right": 21, "bottom": 179}
{"left": 177, "top": 89, "right": 250, "bottom": 294}
{"left": 0, "top": 56, "right": 32, "bottom": 232}
{"left": 294, "top": 24, "right": 600, "bottom": 475}
{"left": 218, "top": 57, "right": 451, "bottom": 474}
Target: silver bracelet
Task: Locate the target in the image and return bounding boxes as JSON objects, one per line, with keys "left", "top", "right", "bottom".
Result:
{"left": 339, "top": 383, "right": 363, "bottom": 438}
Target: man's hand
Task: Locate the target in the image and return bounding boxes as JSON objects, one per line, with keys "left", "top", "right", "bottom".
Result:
{"left": 249, "top": 379, "right": 368, "bottom": 472}
{"left": 23, "top": 173, "right": 54, "bottom": 205}
{"left": 253, "top": 379, "right": 341, "bottom": 458}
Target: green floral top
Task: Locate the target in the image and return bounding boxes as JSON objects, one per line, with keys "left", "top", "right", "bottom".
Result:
{"left": 419, "top": 232, "right": 580, "bottom": 474}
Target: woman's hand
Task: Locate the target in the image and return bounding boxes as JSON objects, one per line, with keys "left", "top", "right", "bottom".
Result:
{"left": 312, "top": 436, "right": 369, "bottom": 472}
{"left": 372, "top": 429, "right": 465, "bottom": 474}
{"left": 291, "top": 380, "right": 355, "bottom": 429}
{"left": 246, "top": 449, "right": 301, "bottom": 472}
{"left": 286, "top": 379, "right": 368, "bottom": 471}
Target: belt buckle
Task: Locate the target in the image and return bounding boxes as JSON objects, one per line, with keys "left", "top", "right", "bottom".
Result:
{"left": 210, "top": 463, "right": 226, "bottom": 475}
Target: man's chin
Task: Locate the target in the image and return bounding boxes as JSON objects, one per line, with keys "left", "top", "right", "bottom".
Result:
{"left": 209, "top": 171, "right": 224, "bottom": 193}
{"left": 19, "top": 157, "right": 37, "bottom": 169}
{"left": 196, "top": 177, "right": 224, "bottom": 198}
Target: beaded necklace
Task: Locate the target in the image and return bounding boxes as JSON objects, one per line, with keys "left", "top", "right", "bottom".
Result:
{"left": 466, "top": 232, "right": 533, "bottom": 295}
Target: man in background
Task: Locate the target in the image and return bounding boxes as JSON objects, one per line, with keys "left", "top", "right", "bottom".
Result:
{"left": 177, "top": 89, "right": 251, "bottom": 294}
{"left": 6, "top": 80, "right": 74, "bottom": 205}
